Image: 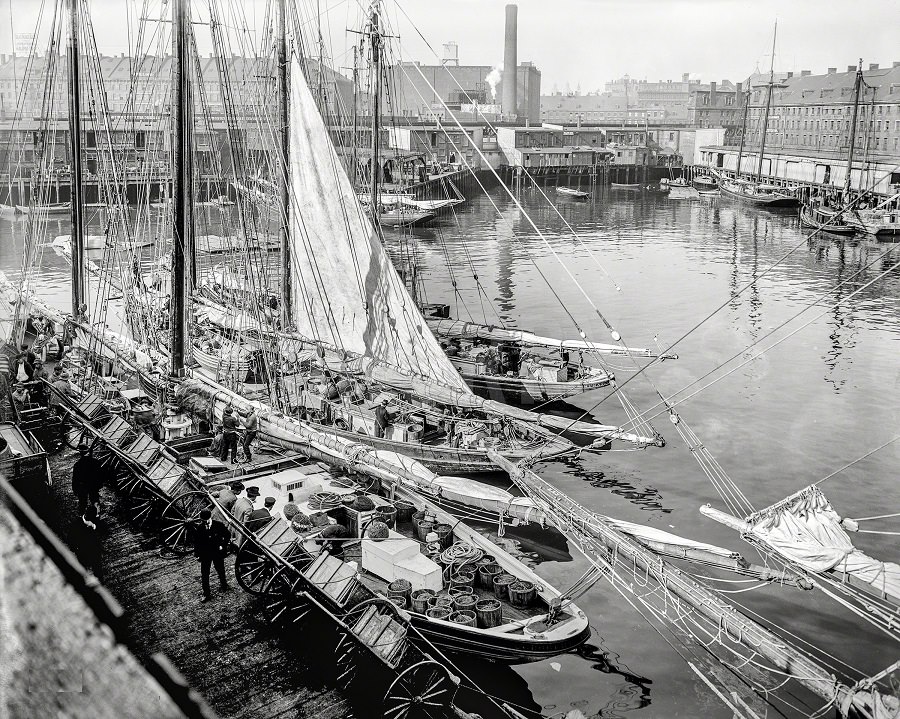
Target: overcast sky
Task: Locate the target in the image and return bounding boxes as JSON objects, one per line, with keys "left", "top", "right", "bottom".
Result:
{"left": 2, "top": 0, "right": 898, "bottom": 91}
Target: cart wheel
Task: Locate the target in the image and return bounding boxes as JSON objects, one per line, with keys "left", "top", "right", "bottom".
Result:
{"left": 160, "top": 491, "right": 212, "bottom": 555}
{"left": 119, "top": 471, "right": 145, "bottom": 496}
{"left": 334, "top": 632, "right": 359, "bottom": 691}
{"left": 342, "top": 596, "right": 402, "bottom": 627}
{"left": 382, "top": 661, "right": 458, "bottom": 719}
{"left": 235, "top": 542, "right": 278, "bottom": 595}
{"left": 126, "top": 491, "right": 160, "bottom": 526}
{"left": 261, "top": 568, "right": 309, "bottom": 626}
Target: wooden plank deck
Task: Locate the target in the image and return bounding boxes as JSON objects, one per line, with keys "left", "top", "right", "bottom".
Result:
{"left": 41, "top": 448, "right": 355, "bottom": 719}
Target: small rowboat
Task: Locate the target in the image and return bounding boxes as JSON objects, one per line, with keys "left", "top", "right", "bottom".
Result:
{"left": 555, "top": 186, "right": 590, "bottom": 199}
{"left": 16, "top": 202, "right": 71, "bottom": 216}
{"left": 610, "top": 183, "right": 642, "bottom": 191}
{"left": 799, "top": 204, "right": 855, "bottom": 235}
{"left": 692, "top": 175, "right": 719, "bottom": 193}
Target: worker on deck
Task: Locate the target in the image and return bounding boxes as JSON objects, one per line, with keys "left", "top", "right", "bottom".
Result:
{"left": 246, "top": 496, "right": 275, "bottom": 533}
{"left": 230, "top": 485, "right": 256, "bottom": 548}
{"left": 49, "top": 370, "right": 76, "bottom": 415}
{"left": 374, "top": 399, "right": 392, "bottom": 439}
{"left": 241, "top": 407, "right": 258, "bottom": 463}
{"left": 220, "top": 406, "right": 239, "bottom": 463}
{"left": 11, "top": 382, "right": 30, "bottom": 410}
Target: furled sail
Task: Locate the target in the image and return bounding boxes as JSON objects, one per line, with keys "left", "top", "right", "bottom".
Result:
{"left": 287, "top": 55, "right": 468, "bottom": 392}
{"left": 744, "top": 487, "right": 900, "bottom": 602}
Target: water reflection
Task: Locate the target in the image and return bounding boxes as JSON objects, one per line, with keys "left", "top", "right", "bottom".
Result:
{"left": 559, "top": 458, "right": 674, "bottom": 514}
{"left": 573, "top": 639, "right": 653, "bottom": 717}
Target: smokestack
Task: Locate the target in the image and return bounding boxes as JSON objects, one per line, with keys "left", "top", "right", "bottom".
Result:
{"left": 868, "top": 63, "right": 879, "bottom": 70}
{"left": 502, "top": 4, "right": 517, "bottom": 118}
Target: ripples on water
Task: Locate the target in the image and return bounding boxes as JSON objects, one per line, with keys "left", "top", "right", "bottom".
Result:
{"left": 3, "top": 188, "right": 899, "bottom": 717}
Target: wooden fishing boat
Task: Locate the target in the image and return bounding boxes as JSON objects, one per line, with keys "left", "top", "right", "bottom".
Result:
{"left": 219, "top": 465, "right": 590, "bottom": 663}
{"left": 555, "top": 186, "right": 590, "bottom": 199}
{"left": 798, "top": 204, "right": 855, "bottom": 235}
{"left": 692, "top": 175, "right": 718, "bottom": 193}
{"left": 52, "top": 233, "right": 108, "bottom": 251}
{"left": 0, "top": 203, "right": 17, "bottom": 217}
{"left": 16, "top": 202, "right": 71, "bottom": 216}
{"left": 844, "top": 206, "right": 900, "bottom": 237}
{"left": 666, "top": 177, "right": 689, "bottom": 188}
{"left": 644, "top": 183, "right": 669, "bottom": 195}
{"left": 370, "top": 204, "right": 435, "bottom": 227}
{"left": 719, "top": 178, "right": 798, "bottom": 207}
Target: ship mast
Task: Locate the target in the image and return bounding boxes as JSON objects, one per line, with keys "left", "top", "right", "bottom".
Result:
{"left": 369, "top": 2, "right": 382, "bottom": 230}
{"left": 170, "top": 0, "right": 194, "bottom": 375}
{"left": 735, "top": 86, "right": 749, "bottom": 180}
{"left": 277, "top": 0, "right": 291, "bottom": 327}
{"left": 755, "top": 21, "right": 777, "bottom": 183}
{"left": 67, "top": 0, "right": 86, "bottom": 317}
{"left": 843, "top": 59, "right": 863, "bottom": 200}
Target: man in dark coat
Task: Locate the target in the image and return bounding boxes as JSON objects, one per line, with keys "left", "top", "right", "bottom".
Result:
{"left": 220, "top": 406, "right": 240, "bottom": 463}
{"left": 71, "top": 505, "right": 104, "bottom": 582}
{"left": 72, "top": 443, "right": 104, "bottom": 515}
{"left": 194, "top": 508, "right": 231, "bottom": 602}
{"left": 374, "top": 399, "right": 391, "bottom": 438}
{"left": 246, "top": 496, "right": 275, "bottom": 534}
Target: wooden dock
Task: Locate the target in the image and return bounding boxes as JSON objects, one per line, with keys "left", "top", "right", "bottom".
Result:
{"left": 40, "top": 448, "right": 356, "bottom": 719}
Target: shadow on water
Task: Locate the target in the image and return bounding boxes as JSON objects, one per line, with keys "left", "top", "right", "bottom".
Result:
{"left": 454, "top": 632, "right": 653, "bottom": 719}
{"left": 558, "top": 456, "right": 674, "bottom": 514}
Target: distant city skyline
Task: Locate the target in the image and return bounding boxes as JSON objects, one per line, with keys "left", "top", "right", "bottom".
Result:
{"left": 0, "top": 0, "right": 896, "bottom": 92}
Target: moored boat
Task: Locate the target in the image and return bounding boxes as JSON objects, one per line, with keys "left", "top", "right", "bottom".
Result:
{"left": 16, "top": 202, "right": 71, "bottom": 216}
{"left": 798, "top": 203, "right": 855, "bottom": 235}
{"left": 555, "top": 186, "right": 590, "bottom": 199}
{"left": 719, "top": 178, "right": 798, "bottom": 207}
{"left": 610, "top": 182, "right": 642, "bottom": 191}
{"left": 844, "top": 206, "right": 900, "bottom": 237}
{"left": 692, "top": 175, "right": 719, "bottom": 193}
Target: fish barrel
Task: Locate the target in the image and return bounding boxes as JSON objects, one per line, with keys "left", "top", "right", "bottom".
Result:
{"left": 410, "top": 589, "right": 435, "bottom": 614}
{"left": 412, "top": 510, "right": 425, "bottom": 524}
{"left": 453, "top": 594, "right": 478, "bottom": 612}
{"left": 427, "top": 595, "right": 453, "bottom": 611}
{"left": 416, "top": 519, "right": 435, "bottom": 541}
{"left": 450, "top": 571, "right": 475, "bottom": 589}
{"left": 448, "top": 585, "right": 474, "bottom": 600}
{"left": 426, "top": 607, "right": 451, "bottom": 621}
{"left": 434, "top": 523, "right": 453, "bottom": 549}
{"left": 387, "top": 579, "right": 412, "bottom": 607}
{"left": 492, "top": 573, "right": 516, "bottom": 600}
{"left": 475, "top": 599, "right": 503, "bottom": 629}
{"left": 394, "top": 500, "right": 415, "bottom": 523}
{"left": 377, "top": 505, "right": 397, "bottom": 529}
{"left": 388, "top": 596, "right": 405, "bottom": 610}
{"left": 478, "top": 562, "right": 502, "bottom": 589}
{"left": 449, "top": 610, "right": 476, "bottom": 628}
{"left": 508, "top": 581, "right": 535, "bottom": 608}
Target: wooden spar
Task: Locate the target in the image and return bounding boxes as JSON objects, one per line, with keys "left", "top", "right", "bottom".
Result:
{"left": 67, "top": 0, "right": 86, "bottom": 317}
{"left": 170, "top": 0, "right": 193, "bottom": 376}
{"left": 843, "top": 60, "right": 863, "bottom": 199}
{"left": 276, "top": 0, "right": 291, "bottom": 328}
{"left": 487, "top": 450, "right": 899, "bottom": 718}
{"left": 755, "top": 21, "right": 777, "bottom": 183}
{"left": 700, "top": 504, "right": 900, "bottom": 607}
{"left": 735, "top": 83, "right": 749, "bottom": 179}
{"left": 369, "top": 3, "right": 381, "bottom": 231}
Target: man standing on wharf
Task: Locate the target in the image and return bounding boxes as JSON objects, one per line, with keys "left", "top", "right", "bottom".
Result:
{"left": 72, "top": 442, "right": 103, "bottom": 515}
{"left": 194, "top": 508, "right": 230, "bottom": 602}
{"left": 220, "top": 406, "right": 239, "bottom": 463}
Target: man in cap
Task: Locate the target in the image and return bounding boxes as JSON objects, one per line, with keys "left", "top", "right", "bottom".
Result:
{"left": 246, "top": 496, "right": 275, "bottom": 534}
{"left": 220, "top": 406, "right": 240, "bottom": 463}
{"left": 11, "top": 382, "right": 30, "bottom": 410}
{"left": 194, "top": 508, "right": 231, "bottom": 602}
{"left": 374, "top": 398, "right": 392, "bottom": 439}
{"left": 72, "top": 442, "right": 104, "bottom": 516}
{"left": 230, "top": 483, "right": 253, "bottom": 548}
{"left": 50, "top": 369, "right": 77, "bottom": 415}
{"left": 212, "top": 481, "right": 240, "bottom": 515}
{"left": 241, "top": 407, "right": 258, "bottom": 463}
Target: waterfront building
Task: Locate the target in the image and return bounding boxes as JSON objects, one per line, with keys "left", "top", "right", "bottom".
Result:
{"left": 686, "top": 80, "right": 744, "bottom": 143}
{"left": 697, "top": 62, "right": 900, "bottom": 195}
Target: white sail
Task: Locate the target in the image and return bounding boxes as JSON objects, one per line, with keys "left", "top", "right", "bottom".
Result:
{"left": 287, "top": 56, "right": 468, "bottom": 393}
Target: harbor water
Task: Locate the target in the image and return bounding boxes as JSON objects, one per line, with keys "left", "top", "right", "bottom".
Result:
{"left": 1, "top": 187, "right": 898, "bottom": 718}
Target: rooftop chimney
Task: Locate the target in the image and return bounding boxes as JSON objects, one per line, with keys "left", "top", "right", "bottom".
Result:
{"left": 682, "top": 72, "right": 689, "bottom": 83}
{"left": 502, "top": 4, "right": 518, "bottom": 117}
{"left": 787, "top": 71, "right": 793, "bottom": 78}
{"left": 827, "top": 67, "right": 837, "bottom": 74}
{"left": 848, "top": 65, "right": 856, "bottom": 72}
{"left": 801, "top": 70, "right": 811, "bottom": 77}
{"left": 869, "top": 63, "right": 879, "bottom": 70}
{"left": 710, "top": 81, "right": 717, "bottom": 104}
{"left": 893, "top": 61, "right": 900, "bottom": 68}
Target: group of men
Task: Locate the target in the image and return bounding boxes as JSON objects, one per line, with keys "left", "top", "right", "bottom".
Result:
{"left": 195, "top": 480, "right": 275, "bottom": 602}
{"left": 208, "top": 406, "right": 258, "bottom": 464}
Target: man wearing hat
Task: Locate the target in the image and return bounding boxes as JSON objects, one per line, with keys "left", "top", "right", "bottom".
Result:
{"left": 49, "top": 369, "right": 76, "bottom": 415}
{"left": 11, "top": 382, "right": 30, "bottom": 410}
{"left": 72, "top": 442, "right": 104, "bottom": 516}
{"left": 230, "top": 484, "right": 255, "bottom": 548}
{"left": 374, "top": 398, "right": 392, "bottom": 439}
{"left": 246, "top": 496, "right": 275, "bottom": 533}
{"left": 194, "top": 508, "right": 231, "bottom": 602}
{"left": 220, "top": 406, "right": 240, "bottom": 463}
{"left": 212, "top": 481, "right": 240, "bottom": 515}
